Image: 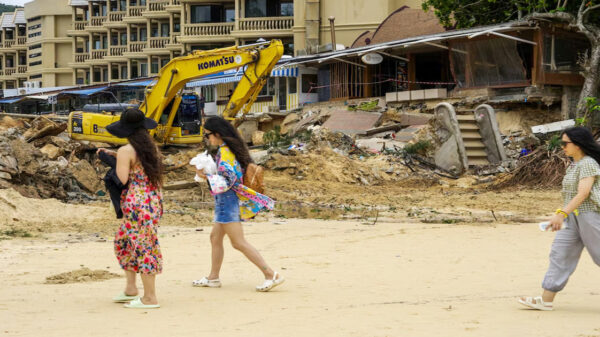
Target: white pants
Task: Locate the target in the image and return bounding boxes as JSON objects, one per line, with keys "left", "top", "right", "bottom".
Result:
{"left": 542, "top": 212, "right": 600, "bottom": 292}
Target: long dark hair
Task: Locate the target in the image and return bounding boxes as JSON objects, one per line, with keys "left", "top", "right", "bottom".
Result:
{"left": 127, "top": 128, "right": 164, "bottom": 187}
{"left": 204, "top": 116, "right": 253, "bottom": 170}
{"left": 562, "top": 127, "right": 600, "bottom": 164}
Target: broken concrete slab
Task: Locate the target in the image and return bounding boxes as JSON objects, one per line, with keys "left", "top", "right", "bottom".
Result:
{"left": 237, "top": 120, "right": 258, "bottom": 143}
{"left": 356, "top": 138, "right": 405, "bottom": 153}
{"left": 321, "top": 111, "right": 382, "bottom": 135}
{"left": 280, "top": 113, "right": 299, "bottom": 135}
{"left": 252, "top": 131, "right": 265, "bottom": 146}
{"left": 69, "top": 160, "right": 100, "bottom": 193}
{"left": 531, "top": 119, "right": 575, "bottom": 134}
{"left": 394, "top": 125, "right": 428, "bottom": 142}
{"left": 40, "top": 144, "right": 63, "bottom": 160}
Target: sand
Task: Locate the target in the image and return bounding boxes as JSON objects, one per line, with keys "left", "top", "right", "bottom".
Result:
{"left": 2, "top": 217, "right": 600, "bottom": 337}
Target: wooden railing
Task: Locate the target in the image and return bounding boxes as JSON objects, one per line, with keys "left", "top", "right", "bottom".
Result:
{"left": 5, "top": 68, "right": 15, "bottom": 76}
{"left": 108, "top": 11, "right": 125, "bottom": 22}
{"left": 238, "top": 16, "right": 293, "bottom": 31}
{"left": 17, "top": 66, "right": 26, "bottom": 74}
{"left": 148, "top": 0, "right": 168, "bottom": 12}
{"left": 3, "top": 40, "right": 14, "bottom": 48}
{"left": 74, "top": 53, "right": 89, "bottom": 63}
{"left": 128, "top": 6, "right": 144, "bottom": 17}
{"left": 149, "top": 37, "right": 169, "bottom": 49}
{"left": 74, "top": 21, "right": 87, "bottom": 30}
{"left": 90, "top": 16, "right": 107, "bottom": 27}
{"left": 110, "top": 46, "right": 127, "bottom": 56}
{"left": 184, "top": 22, "right": 234, "bottom": 36}
{"left": 91, "top": 49, "right": 107, "bottom": 59}
{"left": 16, "top": 37, "right": 26, "bottom": 45}
{"left": 129, "top": 42, "right": 146, "bottom": 52}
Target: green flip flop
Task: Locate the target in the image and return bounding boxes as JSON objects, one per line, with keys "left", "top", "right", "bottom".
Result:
{"left": 112, "top": 292, "right": 139, "bottom": 303}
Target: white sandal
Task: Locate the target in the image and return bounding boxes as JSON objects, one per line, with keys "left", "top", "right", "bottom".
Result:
{"left": 518, "top": 296, "right": 553, "bottom": 311}
{"left": 256, "top": 271, "right": 285, "bottom": 292}
{"left": 192, "top": 277, "right": 222, "bottom": 288}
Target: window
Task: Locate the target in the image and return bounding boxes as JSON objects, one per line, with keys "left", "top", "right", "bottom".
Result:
{"left": 259, "top": 77, "right": 275, "bottom": 96}
{"left": 27, "top": 16, "right": 41, "bottom": 23}
{"left": 130, "top": 28, "right": 138, "bottom": 42}
{"left": 288, "top": 77, "right": 297, "bottom": 94}
{"left": 28, "top": 24, "right": 41, "bottom": 30}
{"left": 29, "top": 53, "right": 41, "bottom": 59}
{"left": 200, "top": 86, "right": 214, "bottom": 102}
{"left": 151, "top": 25, "right": 159, "bottom": 38}
{"left": 120, "top": 0, "right": 126, "bottom": 10}
{"left": 280, "top": 1, "right": 293, "bottom": 16}
{"left": 30, "top": 74, "right": 42, "bottom": 79}
{"left": 174, "top": 21, "right": 180, "bottom": 33}
{"left": 121, "top": 65, "right": 128, "bottom": 78}
{"left": 112, "top": 67, "right": 119, "bottom": 80}
{"left": 29, "top": 61, "right": 42, "bottom": 67}
{"left": 246, "top": 0, "right": 267, "bottom": 17}
{"left": 161, "top": 23, "right": 169, "bottom": 37}
{"left": 301, "top": 74, "right": 317, "bottom": 93}
{"left": 140, "top": 28, "right": 147, "bottom": 41}
{"left": 161, "top": 58, "right": 169, "bottom": 67}
{"left": 225, "top": 8, "right": 235, "bottom": 22}
{"left": 543, "top": 34, "right": 589, "bottom": 73}
{"left": 120, "top": 33, "right": 127, "bottom": 45}
{"left": 190, "top": 5, "right": 225, "bottom": 23}
{"left": 140, "top": 62, "right": 148, "bottom": 77}
{"left": 151, "top": 59, "right": 159, "bottom": 74}
{"left": 28, "top": 43, "right": 41, "bottom": 50}
{"left": 111, "top": 33, "right": 119, "bottom": 46}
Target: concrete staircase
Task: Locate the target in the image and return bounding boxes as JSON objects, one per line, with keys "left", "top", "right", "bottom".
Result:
{"left": 456, "top": 114, "right": 489, "bottom": 166}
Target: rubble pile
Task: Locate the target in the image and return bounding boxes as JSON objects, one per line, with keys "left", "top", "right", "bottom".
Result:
{"left": 0, "top": 116, "right": 105, "bottom": 200}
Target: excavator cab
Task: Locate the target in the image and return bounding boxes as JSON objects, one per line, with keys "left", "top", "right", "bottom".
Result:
{"left": 158, "top": 93, "right": 203, "bottom": 138}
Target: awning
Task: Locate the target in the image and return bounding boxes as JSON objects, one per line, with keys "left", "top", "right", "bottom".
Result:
{"left": 61, "top": 86, "right": 108, "bottom": 96}
{"left": 186, "top": 66, "right": 298, "bottom": 88}
{"left": 26, "top": 95, "right": 51, "bottom": 100}
{"left": 114, "top": 79, "right": 156, "bottom": 87}
{"left": 0, "top": 97, "right": 24, "bottom": 104}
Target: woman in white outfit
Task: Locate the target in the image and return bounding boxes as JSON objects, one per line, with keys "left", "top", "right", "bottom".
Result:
{"left": 519, "top": 127, "right": 600, "bottom": 311}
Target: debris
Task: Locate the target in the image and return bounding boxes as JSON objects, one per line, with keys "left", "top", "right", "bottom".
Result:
{"left": 252, "top": 130, "right": 265, "bottom": 146}
{"left": 321, "top": 111, "right": 382, "bottom": 135}
{"left": 492, "top": 148, "right": 569, "bottom": 189}
{"left": 39, "top": 144, "right": 63, "bottom": 160}
{"left": 531, "top": 119, "right": 575, "bottom": 135}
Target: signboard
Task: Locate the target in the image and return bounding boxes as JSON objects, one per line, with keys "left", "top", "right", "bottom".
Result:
{"left": 47, "top": 95, "right": 57, "bottom": 105}
{"left": 361, "top": 53, "right": 383, "bottom": 65}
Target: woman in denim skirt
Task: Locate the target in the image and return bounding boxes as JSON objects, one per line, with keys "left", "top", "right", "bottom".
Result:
{"left": 519, "top": 127, "right": 600, "bottom": 311}
{"left": 193, "top": 116, "right": 283, "bottom": 292}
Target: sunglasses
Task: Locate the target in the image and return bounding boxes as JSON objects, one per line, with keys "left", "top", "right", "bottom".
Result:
{"left": 560, "top": 140, "right": 573, "bottom": 147}
{"left": 204, "top": 132, "right": 212, "bottom": 139}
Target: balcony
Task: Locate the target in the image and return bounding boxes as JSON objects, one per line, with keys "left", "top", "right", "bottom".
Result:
{"left": 91, "top": 49, "right": 107, "bottom": 60}
{"left": 87, "top": 16, "right": 107, "bottom": 31}
{"left": 144, "top": 0, "right": 169, "bottom": 18}
{"left": 17, "top": 66, "right": 27, "bottom": 74}
{"left": 106, "top": 11, "right": 126, "bottom": 27}
{"left": 148, "top": 37, "right": 169, "bottom": 49}
{"left": 109, "top": 46, "right": 127, "bottom": 56}
{"left": 68, "top": 21, "right": 89, "bottom": 36}
{"left": 0, "top": 70, "right": 4, "bottom": 76}
{"left": 129, "top": 42, "right": 146, "bottom": 53}
{"left": 165, "top": 0, "right": 181, "bottom": 12}
{"left": 124, "top": 6, "right": 146, "bottom": 23}
{"left": 5, "top": 68, "right": 15, "bottom": 76}
{"left": 238, "top": 16, "right": 293, "bottom": 31}
{"left": 16, "top": 37, "right": 26, "bottom": 46}
{"left": 74, "top": 53, "right": 90, "bottom": 63}
{"left": 180, "top": 22, "right": 235, "bottom": 43}
{"left": 3, "top": 40, "right": 14, "bottom": 49}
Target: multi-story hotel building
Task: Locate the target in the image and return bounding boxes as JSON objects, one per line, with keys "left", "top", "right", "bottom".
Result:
{"left": 0, "top": 0, "right": 422, "bottom": 89}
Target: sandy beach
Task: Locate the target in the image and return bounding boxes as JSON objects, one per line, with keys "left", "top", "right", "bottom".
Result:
{"left": 3, "top": 216, "right": 600, "bottom": 337}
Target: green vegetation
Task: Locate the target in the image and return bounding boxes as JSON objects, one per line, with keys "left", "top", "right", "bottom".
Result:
{"left": 0, "top": 4, "right": 21, "bottom": 14}
{"left": 402, "top": 140, "right": 431, "bottom": 156}
{"left": 1, "top": 228, "right": 33, "bottom": 238}
{"left": 263, "top": 125, "right": 312, "bottom": 149}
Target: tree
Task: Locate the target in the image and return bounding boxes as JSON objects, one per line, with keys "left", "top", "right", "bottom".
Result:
{"left": 422, "top": 0, "right": 600, "bottom": 118}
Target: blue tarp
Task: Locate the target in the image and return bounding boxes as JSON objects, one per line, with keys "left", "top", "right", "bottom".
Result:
{"left": 114, "top": 79, "right": 156, "bottom": 87}
{"left": 61, "top": 86, "right": 108, "bottom": 96}
{"left": 0, "top": 97, "right": 24, "bottom": 104}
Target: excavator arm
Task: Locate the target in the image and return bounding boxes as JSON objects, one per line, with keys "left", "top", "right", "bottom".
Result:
{"left": 68, "top": 40, "right": 283, "bottom": 144}
{"left": 142, "top": 40, "right": 284, "bottom": 142}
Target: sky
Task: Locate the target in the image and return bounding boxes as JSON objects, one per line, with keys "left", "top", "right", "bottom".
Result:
{"left": 1, "top": 0, "right": 30, "bottom": 6}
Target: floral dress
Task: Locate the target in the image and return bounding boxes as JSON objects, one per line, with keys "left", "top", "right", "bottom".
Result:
{"left": 114, "top": 164, "right": 163, "bottom": 274}
{"left": 206, "top": 145, "right": 274, "bottom": 220}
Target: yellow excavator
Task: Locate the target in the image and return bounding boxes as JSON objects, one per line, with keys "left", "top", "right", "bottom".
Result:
{"left": 68, "top": 40, "right": 283, "bottom": 144}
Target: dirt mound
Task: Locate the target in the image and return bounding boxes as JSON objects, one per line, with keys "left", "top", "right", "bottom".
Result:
{"left": 45, "top": 267, "right": 121, "bottom": 284}
{"left": 0, "top": 188, "right": 111, "bottom": 232}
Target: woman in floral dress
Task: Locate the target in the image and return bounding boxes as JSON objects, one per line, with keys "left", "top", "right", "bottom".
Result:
{"left": 100, "top": 108, "right": 164, "bottom": 309}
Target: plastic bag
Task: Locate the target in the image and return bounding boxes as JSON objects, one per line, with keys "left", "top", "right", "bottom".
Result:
{"left": 189, "top": 151, "right": 217, "bottom": 182}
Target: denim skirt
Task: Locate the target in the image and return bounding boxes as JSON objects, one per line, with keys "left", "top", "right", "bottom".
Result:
{"left": 214, "top": 189, "right": 241, "bottom": 223}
